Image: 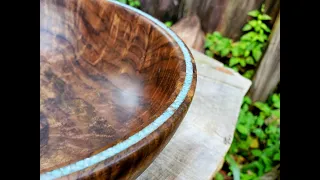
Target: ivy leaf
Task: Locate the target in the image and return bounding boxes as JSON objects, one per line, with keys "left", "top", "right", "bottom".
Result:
{"left": 229, "top": 57, "right": 240, "bottom": 66}
{"left": 253, "top": 46, "right": 263, "bottom": 61}
{"left": 242, "top": 24, "right": 252, "bottom": 31}
{"left": 245, "top": 57, "right": 255, "bottom": 65}
{"left": 248, "top": 10, "right": 260, "bottom": 17}
{"left": 261, "top": 14, "right": 272, "bottom": 20}
{"left": 274, "top": 101, "right": 280, "bottom": 108}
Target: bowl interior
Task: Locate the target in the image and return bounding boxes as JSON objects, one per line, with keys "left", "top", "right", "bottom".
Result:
{"left": 40, "top": 0, "right": 186, "bottom": 173}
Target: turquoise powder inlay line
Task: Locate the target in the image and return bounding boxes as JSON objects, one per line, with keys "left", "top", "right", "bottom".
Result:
{"left": 40, "top": 0, "right": 194, "bottom": 179}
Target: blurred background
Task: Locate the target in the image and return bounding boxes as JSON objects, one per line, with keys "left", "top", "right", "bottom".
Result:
{"left": 117, "top": 0, "right": 280, "bottom": 180}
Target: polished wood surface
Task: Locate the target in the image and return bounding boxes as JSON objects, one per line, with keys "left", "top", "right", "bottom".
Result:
{"left": 40, "top": 0, "right": 196, "bottom": 179}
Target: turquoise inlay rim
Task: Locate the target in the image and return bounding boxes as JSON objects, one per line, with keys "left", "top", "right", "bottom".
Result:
{"left": 40, "top": 0, "right": 194, "bottom": 179}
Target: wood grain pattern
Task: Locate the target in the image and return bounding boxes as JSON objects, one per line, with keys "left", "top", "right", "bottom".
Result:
{"left": 40, "top": 0, "right": 196, "bottom": 179}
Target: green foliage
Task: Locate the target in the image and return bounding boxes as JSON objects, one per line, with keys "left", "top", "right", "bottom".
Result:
{"left": 117, "top": 0, "right": 141, "bottom": 8}
{"left": 204, "top": 4, "right": 272, "bottom": 79}
{"left": 215, "top": 172, "right": 224, "bottom": 180}
{"left": 165, "top": 21, "right": 173, "bottom": 28}
{"left": 215, "top": 93, "right": 280, "bottom": 180}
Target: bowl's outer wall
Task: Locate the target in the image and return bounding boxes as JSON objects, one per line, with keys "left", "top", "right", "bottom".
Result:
{"left": 40, "top": 0, "right": 197, "bottom": 179}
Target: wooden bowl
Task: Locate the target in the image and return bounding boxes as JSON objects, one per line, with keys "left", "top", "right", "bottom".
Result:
{"left": 40, "top": 0, "right": 197, "bottom": 179}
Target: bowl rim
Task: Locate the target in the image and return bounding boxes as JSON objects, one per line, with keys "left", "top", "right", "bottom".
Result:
{"left": 40, "top": 0, "right": 194, "bottom": 179}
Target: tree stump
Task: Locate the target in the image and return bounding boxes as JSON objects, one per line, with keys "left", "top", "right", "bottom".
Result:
{"left": 171, "top": 15, "right": 205, "bottom": 52}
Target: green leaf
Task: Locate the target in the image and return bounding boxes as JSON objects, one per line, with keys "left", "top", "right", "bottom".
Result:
{"left": 264, "top": 147, "right": 275, "bottom": 157}
{"left": 231, "top": 44, "right": 244, "bottom": 57}
{"left": 253, "top": 128, "right": 266, "bottom": 140}
{"left": 239, "top": 58, "right": 246, "bottom": 67}
{"left": 229, "top": 57, "right": 240, "bottom": 66}
{"left": 252, "top": 46, "right": 263, "bottom": 61}
{"left": 254, "top": 102, "right": 271, "bottom": 116}
{"left": 243, "top": 70, "right": 255, "bottom": 79}
{"left": 221, "top": 48, "right": 231, "bottom": 57}
{"left": 248, "top": 20, "right": 258, "bottom": 28}
{"left": 117, "top": 0, "right": 127, "bottom": 3}
{"left": 226, "top": 155, "right": 240, "bottom": 180}
{"left": 242, "top": 104, "right": 249, "bottom": 112}
{"left": 256, "top": 116, "right": 264, "bottom": 126}
{"left": 204, "top": 40, "right": 213, "bottom": 48}
{"left": 165, "top": 21, "right": 173, "bottom": 27}
{"left": 245, "top": 57, "right": 255, "bottom": 65}
{"left": 261, "top": 14, "right": 272, "bottom": 20}
{"left": 232, "top": 66, "right": 239, "bottom": 72}
{"left": 237, "top": 124, "right": 249, "bottom": 135}
{"left": 135, "top": 0, "right": 141, "bottom": 7}
{"left": 248, "top": 10, "right": 260, "bottom": 17}
{"left": 215, "top": 172, "right": 224, "bottom": 180}
{"left": 243, "top": 96, "right": 252, "bottom": 105}
{"left": 252, "top": 149, "right": 262, "bottom": 157}
{"left": 272, "top": 94, "right": 280, "bottom": 103}
{"left": 205, "top": 50, "right": 214, "bottom": 58}
{"left": 271, "top": 109, "right": 280, "bottom": 118}
{"left": 213, "top": 31, "right": 222, "bottom": 38}
{"left": 241, "top": 32, "right": 255, "bottom": 41}
{"left": 257, "top": 34, "right": 266, "bottom": 42}
{"left": 244, "top": 50, "right": 250, "bottom": 57}
{"left": 273, "top": 152, "right": 280, "bottom": 161}
{"left": 242, "top": 24, "right": 252, "bottom": 31}
{"left": 261, "top": 23, "right": 271, "bottom": 32}
{"left": 261, "top": 155, "right": 273, "bottom": 172}
{"left": 274, "top": 101, "right": 280, "bottom": 108}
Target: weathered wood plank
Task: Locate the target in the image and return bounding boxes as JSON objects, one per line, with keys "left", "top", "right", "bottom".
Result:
{"left": 137, "top": 49, "right": 252, "bottom": 180}
{"left": 249, "top": 12, "right": 280, "bottom": 102}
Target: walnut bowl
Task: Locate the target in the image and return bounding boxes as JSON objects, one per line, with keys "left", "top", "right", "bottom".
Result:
{"left": 40, "top": 0, "right": 197, "bottom": 179}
